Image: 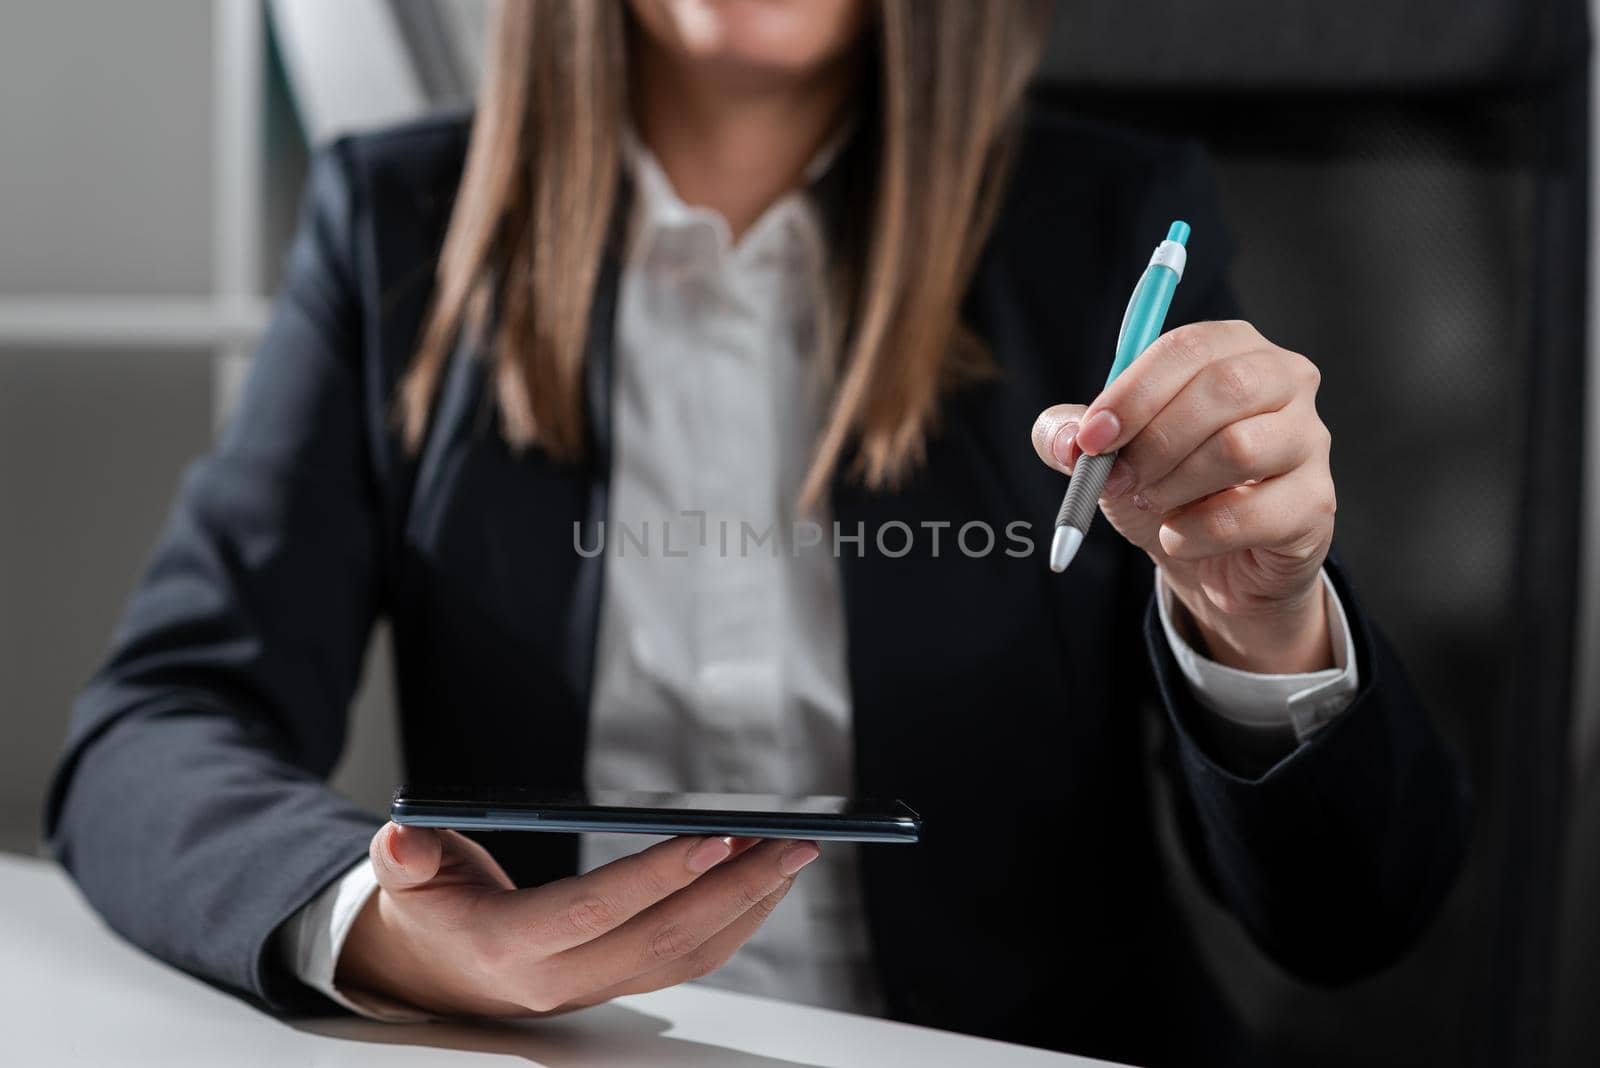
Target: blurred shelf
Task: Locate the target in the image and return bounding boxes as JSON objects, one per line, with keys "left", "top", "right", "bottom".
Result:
{"left": 0, "top": 296, "right": 269, "bottom": 349}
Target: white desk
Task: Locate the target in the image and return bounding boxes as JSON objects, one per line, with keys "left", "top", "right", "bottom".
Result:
{"left": 0, "top": 854, "right": 1126, "bottom": 1067}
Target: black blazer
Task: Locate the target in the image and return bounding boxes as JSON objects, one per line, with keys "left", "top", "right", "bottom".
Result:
{"left": 46, "top": 109, "right": 1468, "bottom": 1067}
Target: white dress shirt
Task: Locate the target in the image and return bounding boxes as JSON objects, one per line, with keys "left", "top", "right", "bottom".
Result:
{"left": 279, "top": 136, "right": 1360, "bottom": 1019}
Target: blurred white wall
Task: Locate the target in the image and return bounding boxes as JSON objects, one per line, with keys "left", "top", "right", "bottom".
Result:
{"left": 268, "top": 0, "right": 427, "bottom": 142}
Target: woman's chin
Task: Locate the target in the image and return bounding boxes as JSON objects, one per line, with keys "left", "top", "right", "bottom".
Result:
{"left": 630, "top": 0, "right": 867, "bottom": 84}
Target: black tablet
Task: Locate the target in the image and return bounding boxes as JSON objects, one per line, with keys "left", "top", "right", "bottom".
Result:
{"left": 391, "top": 786, "right": 921, "bottom": 843}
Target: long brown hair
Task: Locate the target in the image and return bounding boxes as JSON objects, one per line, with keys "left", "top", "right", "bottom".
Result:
{"left": 399, "top": 0, "right": 1052, "bottom": 506}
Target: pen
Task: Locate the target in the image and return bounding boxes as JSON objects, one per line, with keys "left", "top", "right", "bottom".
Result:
{"left": 1049, "top": 220, "right": 1191, "bottom": 572}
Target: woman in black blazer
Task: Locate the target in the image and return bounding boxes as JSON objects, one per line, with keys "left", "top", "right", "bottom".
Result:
{"left": 47, "top": 2, "right": 1467, "bottom": 1064}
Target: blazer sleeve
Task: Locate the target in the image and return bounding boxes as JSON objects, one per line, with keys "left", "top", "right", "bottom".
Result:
{"left": 1130, "top": 147, "right": 1472, "bottom": 984}
{"left": 44, "top": 141, "right": 386, "bottom": 1011}
{"left": 1146, "top": 560, "right": 1471, "bottom": 983}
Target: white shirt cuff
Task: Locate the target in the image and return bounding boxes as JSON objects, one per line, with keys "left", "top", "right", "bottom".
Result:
{"left": 1154, "top": 566, "right": 1359, "bottom": 743}
{"left": 277, "top": 860, "right": 433, "bottom": 1021}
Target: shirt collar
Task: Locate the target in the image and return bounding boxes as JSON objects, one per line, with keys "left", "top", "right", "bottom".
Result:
{"left": 620, "top": 124, "right": 846, "bottom": 274}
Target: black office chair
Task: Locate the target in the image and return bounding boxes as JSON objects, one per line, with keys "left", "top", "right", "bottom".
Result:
{"left": 1035, "top": 2, "right": 1590, "bottom": 1066}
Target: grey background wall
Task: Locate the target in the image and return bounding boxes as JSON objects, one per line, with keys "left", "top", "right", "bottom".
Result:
{"left": 0, "top": 0, "right": 401, "bottom": 857}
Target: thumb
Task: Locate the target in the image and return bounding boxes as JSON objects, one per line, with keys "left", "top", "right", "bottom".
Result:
{"left": 1031, "top": 403, "right": 1089, "bottom": 475}
{"left": 370, "top": 822, "right": 444, "bottom": 892}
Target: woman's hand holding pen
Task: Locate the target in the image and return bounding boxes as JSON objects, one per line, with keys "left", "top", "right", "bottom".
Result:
{"left": 336, "top": 823, "right": 817, "bottom": 1016}
{"left": 1031, "top": 319, "right": 1336, "bottom": 675}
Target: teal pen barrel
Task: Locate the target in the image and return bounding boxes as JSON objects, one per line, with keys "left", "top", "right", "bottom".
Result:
{"left": 1103, "top": 265, "right": 1180, "bottom": 389}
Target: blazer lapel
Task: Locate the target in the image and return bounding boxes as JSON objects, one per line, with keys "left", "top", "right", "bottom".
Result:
{"left": 397, "top": 250, "right": 623, "bottom": 748}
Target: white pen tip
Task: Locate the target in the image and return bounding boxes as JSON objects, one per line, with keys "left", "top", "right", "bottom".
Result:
{"left": 1049, "top": 526, "right": 1084, "bottom": 572}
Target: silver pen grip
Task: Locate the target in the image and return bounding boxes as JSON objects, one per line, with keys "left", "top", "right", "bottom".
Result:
{"left": 1054, "top": 449, "right": 1116, "bottom": 533}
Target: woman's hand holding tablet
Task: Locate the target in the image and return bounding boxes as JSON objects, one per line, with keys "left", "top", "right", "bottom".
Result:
{"left": 337, "top": 823, "right": 818, "bottom": 1016}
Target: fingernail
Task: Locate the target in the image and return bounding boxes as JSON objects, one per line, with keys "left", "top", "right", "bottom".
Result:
{"left": 384, "top": 825, "right": 406, "bottom": 867}
{"left": 1078, "top": 410, "right": 1121, "bottom": 455}
{"left": 687, "top": 837, "right": 733, "bottom": 873}
{"left": 1102, "top": 459, "right": 1136, "bottom": 499}
{"left": 779, "top": 842, "right": 820, "bottom": 877}
{"left": 1051, "top": 421, "right": 1079, "bottom": 469}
